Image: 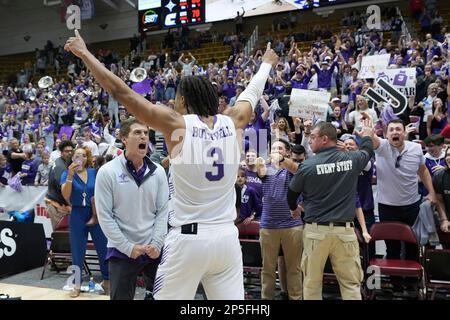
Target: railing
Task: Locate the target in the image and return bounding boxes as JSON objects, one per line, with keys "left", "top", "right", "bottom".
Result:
{"left": 244, "top": 25, "right": 259, "bottom": 57}
{"left": 396, "top": 6, "right": 412, "bottom": 43}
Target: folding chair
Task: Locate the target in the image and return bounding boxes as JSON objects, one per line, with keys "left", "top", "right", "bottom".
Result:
{"left": 40, "top": 216, "right": 91, "bottom": 280}
{"left": 366, "top": 222, "right": 425, "bottom": 300}
{"left": 40, "top": 230, "right": 90, "bottom": 280}
{"left": 424, "top": 230, "right": 450, "bottom": 299}
{"left": 236, "top": 221, "right": 262, "bottom": 299}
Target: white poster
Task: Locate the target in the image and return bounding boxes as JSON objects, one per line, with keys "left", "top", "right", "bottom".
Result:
{"left": 376, "top": 68, "right": 416, "bottom": 97}
{"left": 359, "top": 54, "right": 391, "bottom": 79}
{"left": 0, "top": 186, "right": 53, "bottom": 238}
{"left": 289, "top": 89, "right": 330, "bottom": 122}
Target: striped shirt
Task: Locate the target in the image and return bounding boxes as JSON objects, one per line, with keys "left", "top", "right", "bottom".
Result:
{"left": 260, "top": 165, "right": 303, "bottom": 229}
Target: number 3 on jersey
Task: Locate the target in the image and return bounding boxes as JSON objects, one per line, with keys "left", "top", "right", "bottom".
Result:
{"left": 205, "top": 147, "right": 224, "bottom": 181}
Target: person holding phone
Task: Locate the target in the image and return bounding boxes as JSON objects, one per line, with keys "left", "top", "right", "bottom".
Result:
{"left": 60, "top": 146, "right": 109, "bottom": 298}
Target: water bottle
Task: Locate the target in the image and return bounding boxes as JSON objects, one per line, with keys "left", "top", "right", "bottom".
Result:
{"left": 88, "top": 277, "right": 95, "bottom": 293}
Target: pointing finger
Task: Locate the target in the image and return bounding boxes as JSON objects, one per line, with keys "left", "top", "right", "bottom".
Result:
{"left": 75, "top": 29, "right": 80, "bottom": 38}
{"left": 267, "top": 42, "right": 271, "bottom": 51}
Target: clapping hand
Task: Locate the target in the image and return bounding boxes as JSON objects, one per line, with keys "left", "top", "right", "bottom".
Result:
{"left": 145, "top": 245, "right": 161, "bottom": 259}
{"left": 337, "top": 140, "right": 346, "bottom": 151}
{"left": 255, "top": 157, "right": 266, "bottom": 169}
{"left": 293, "top": 117, "right": 302, "bottom": 128}
{"left": 355, "top": 112, "right": 374, "bottom": 138}
{"left": 405, "top": 123, "right": 418, "bottom": 135}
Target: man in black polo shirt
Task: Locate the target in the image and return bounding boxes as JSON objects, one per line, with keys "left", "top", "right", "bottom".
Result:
{"left": 7, "top": 138, "right": 26, "bottom": 176}
{"left": 288, "top": 120, "right": 374, "bottom": 300}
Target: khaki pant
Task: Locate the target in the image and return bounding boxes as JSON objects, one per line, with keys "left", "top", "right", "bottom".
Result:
{"left": 260, "top": 225, "right": 303, "bottom": 300}
{"left": 302, "top": 223, "right": 363, "bottom": 300}
{"left": 46, "top": 203, "right": 70, "bottom": 230}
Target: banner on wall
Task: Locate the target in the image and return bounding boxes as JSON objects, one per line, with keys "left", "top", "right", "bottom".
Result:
{"left": 0, "top": 186, "right": 53, "bottom": 238}
{"left": 376, "top": 68, "right": 416, "bottom": 97}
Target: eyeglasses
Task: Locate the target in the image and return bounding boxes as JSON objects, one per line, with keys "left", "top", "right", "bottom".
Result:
{"left": 395, "top": 154, "right": 403, "bottom": 168}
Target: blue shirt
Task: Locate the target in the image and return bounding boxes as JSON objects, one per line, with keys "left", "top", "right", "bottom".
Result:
{"left": 21, "top": 159, "right": 38, "bottom": 185}
{"left": 312, "top": 61, "right": 339, "bottom": 90}
{"left": 60, "top": 168, "right": 97, "bottom": 208}
{"left": 245, "top": 169, "right": 263, "bottom": 202}
{"left": 260, "top": 166, "right": 303, "bottom": 229}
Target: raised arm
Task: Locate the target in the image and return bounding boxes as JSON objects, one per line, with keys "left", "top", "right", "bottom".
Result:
{"left": 260, "top": 95, "right": 270, "bottom": 122}
{"left": 64, "top": 30, "right": 183, "bottom": 138}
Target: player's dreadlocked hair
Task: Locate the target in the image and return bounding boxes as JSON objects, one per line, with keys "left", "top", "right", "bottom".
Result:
{"left": 177, "top": 76, "right": 219, "bottom": 117}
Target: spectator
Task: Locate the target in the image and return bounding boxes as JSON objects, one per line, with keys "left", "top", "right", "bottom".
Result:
{"left": 35, "top": 152, "right": 51, "bottom": 186}
{"left": 177, "top": 52, "right": 197, "bottom": 76}
{"left": 367, "top": 118, "right": 436, "bottom": 261}
{"left": 95, "top": 118, "right": 169, "bottom": 300}
{"left": 235, "top": 167, "right": 261, "bottom": 225}
{"left": 256, "top": 139, "right": 303, "bottom": 300}
{"left": 18, "top": 151, "right": 38, "bottom": 185}
{"left": 7, "top": 138, "right": 26, "bottom": 176}
{"left": 288, "top": 121, "right": 374, "bottom": 300}
{"left": 235, "top": 7, "right": 245, "bottom": 35}
{"left": 45, "top": 140, "right": 74, "bottom": 229}
{"left": 432, "top": 145, "right": 450, "bottom": 233}
{"left": 61, "top": 146, "right": 109, "bottom": 298}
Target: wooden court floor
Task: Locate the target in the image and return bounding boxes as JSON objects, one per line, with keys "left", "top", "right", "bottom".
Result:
{"left": 0, "top": 283, "right": 109, "bottom": 300}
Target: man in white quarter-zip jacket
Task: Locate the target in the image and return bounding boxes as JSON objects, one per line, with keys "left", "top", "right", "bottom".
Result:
{"left": 95, "top": 117, "right": 169, "bottom": 300}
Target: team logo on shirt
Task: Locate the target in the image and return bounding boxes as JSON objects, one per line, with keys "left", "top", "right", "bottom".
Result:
{"left": 117, "top": 173, "right": 130, "bottom": 183}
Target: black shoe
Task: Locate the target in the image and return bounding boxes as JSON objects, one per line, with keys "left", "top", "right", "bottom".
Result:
{"left": 278, "top": 291, "right": 289, "bottom": 300}
{"left": 144, "top": 291, "right": 154, "bottom": 300}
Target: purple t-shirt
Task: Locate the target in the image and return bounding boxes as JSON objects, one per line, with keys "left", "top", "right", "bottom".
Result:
{"left": 357, "top": 160, "right": 374, "bottom": 211}
{"left": 244, "top": 115, "right": 267, "bottom": 156}
{"left": 260, "top": 166, "right": 303, "bottom": 229}
{"left": 239, "top": 184, "right": 262, "bottom": 220}
{"left": 245, "top": 169, "right": 263, "bottom": 213}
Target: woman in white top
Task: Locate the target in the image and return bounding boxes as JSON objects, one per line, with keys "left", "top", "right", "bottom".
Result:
{"left": 345, "top": 95, "right": 378, "bottom": 130}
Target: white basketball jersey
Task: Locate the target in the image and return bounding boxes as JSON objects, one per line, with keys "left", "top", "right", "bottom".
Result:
{"left": 168, "top": 114, "right": 240, "bottom": 227}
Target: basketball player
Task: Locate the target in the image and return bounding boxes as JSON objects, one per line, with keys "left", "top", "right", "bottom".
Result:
{"left": 65, "top": 30, "right": 279, "bottom": 299}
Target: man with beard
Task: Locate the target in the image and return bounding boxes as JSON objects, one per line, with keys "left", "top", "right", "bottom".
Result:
{"left": 45, "top": 140, "right": 75, "bottom": 229}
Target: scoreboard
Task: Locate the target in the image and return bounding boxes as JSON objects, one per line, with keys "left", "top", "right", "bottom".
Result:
{"left": 319, "top": 0, "right": 363, "bottom": 6}
{"left": 138, "top": 0, "right": 369, "bottom": 32}
{"left": 139, "top": 0, "right": 205, "bottom": 32}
